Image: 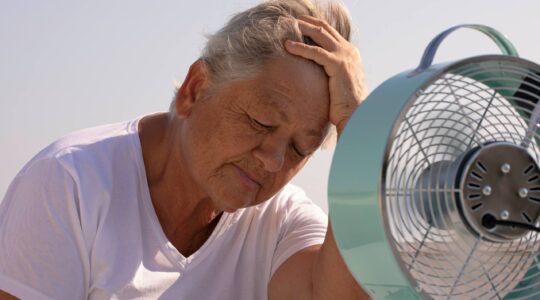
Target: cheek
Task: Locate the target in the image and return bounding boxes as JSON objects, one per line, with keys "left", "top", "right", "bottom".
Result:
{"left": 184, "top": 113, "right": 261, "bottom": 174}
{"left": 210, "top": 118, "right": 265, "bottom": 159}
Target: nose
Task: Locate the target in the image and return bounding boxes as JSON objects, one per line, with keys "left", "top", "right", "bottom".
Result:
{"left": 252, "top": 134, "right": 287, "bottom": 172}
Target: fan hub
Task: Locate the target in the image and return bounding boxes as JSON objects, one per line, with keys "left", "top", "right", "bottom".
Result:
{"left": 458, "top": 142, "right": 540, "bottom": 241}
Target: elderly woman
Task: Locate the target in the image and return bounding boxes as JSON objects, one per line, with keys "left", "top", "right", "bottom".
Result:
{"left": 0, "top": 0, "right": 369, "bottom": 299}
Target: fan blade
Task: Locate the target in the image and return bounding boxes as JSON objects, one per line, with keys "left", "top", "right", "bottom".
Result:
{"left": 517, "top": 73, "right": 540, "bottom": 148}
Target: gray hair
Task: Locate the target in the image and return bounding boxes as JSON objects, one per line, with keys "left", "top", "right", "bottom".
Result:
{"left": 171, "top": 0, "right": 354, "bottom": 147}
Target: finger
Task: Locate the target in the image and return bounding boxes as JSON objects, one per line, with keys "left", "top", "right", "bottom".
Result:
{"left": 284, "top": 40, "right": 339, "bottom": 75}
{"left": 296, "top": 19, "right": 338, "bottom": 51}
{"left": 299, "top": 15, "right": 345, "bottom": 42}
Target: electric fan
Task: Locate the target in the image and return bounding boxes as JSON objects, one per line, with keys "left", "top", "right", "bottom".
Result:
{"left": 329, "top": 24, "right": 540, "bottom": 299}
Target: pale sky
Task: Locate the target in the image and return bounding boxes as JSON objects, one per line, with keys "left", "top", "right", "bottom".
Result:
{"left": 1, "top": 0, "right": 540, "bottom": 211}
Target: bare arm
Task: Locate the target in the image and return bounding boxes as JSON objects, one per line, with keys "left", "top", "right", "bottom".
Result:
{"left": 311, "top": 222, "right": 371, "bottom": 300}
{"left": 268, "top": 222, "right": 371, "bottom": 300}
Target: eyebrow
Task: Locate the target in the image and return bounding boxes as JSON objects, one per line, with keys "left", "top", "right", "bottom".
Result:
{"left": 268, "top": 103, "right": 323, "bottom": 138}
{"left": 257, "top": 89, "right": 325, "bottom": 138}
{"left": 256, "top": 89, "right": 290, "bottom": 122}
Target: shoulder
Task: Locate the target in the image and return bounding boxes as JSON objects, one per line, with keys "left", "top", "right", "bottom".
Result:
{"left": 17, "top": 117, "right": 143, "bottom": 180}
{"left": 235, "top": 184, "right": 327, "bottom": 241}
{"left": 35, "top": 118, "right": 137, "bottom": 162}
{"left": 1, "top": 118, "right": 138, "bottom": 213}
{"left": 3, "top": 116, "right": 147, "bottom": 238}
{"left": 274, "top": 183, "right": 307, "bottom": 199}
{"left": 247, "top": 183, "right": 327, "bottom": 247}
{"left": 260, "top": 183, "right": 319, "bottom": 212}
{"left": 262, "top": 183, "right": 327, "bottom": 222}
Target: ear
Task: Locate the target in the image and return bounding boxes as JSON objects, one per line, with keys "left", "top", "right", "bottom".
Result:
{"left": 175, "top": 59, "right": 210, "bottom": 118}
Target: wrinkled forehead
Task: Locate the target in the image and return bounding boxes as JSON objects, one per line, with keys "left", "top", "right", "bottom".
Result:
{"left": 257, "top": 55, "right": 329, "bottom": 102}
{"left": 250, "top": 56, "right": 331, "bottom": 133}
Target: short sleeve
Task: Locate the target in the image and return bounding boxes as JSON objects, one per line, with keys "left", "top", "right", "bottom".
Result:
{"left": 0, "top": 157, "right": 89, "bottom": 300}
{"left": 270, "top": 187, "right": 328, "bottom": 276}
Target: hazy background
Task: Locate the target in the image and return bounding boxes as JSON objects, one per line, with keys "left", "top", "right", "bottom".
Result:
{"left": 1, "top": 0, "right": 539, "bottom": 212}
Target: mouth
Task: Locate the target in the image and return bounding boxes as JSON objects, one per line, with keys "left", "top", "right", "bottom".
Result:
{"left": 232, "top": 163, "right": 262, "bottom": 187}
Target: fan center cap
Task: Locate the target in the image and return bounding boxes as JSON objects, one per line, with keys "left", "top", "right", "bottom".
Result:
{"left": 458, "top": 142, "right": 540, "bottom": 241}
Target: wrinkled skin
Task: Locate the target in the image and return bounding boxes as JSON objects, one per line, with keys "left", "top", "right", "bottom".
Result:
{"left": 176, "top": 56, "right": 330, "bottom": 213}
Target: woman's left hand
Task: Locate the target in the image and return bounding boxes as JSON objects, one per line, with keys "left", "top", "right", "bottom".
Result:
{"left": 285, "top": 15, "right": 367, "bottom": 135}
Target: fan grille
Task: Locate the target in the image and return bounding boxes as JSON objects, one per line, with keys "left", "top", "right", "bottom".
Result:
{"left": 384, "top": 59, "right": 540, "bottom": 299}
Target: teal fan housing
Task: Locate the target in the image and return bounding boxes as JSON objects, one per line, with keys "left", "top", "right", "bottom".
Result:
{"left": 329, "top": 25, "right": 540, "bottom": 299}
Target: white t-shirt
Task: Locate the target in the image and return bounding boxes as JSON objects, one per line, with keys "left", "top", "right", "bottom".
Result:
{"left": 0, "top": 116, "right": 327, "bottom": 300}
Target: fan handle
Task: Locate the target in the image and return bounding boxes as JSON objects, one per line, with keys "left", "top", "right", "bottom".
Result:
{"left": 411, "top": 24, "right": 519, "bottom": 75}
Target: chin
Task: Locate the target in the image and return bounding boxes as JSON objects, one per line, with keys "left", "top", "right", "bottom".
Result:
{"left": 212, "top": 191, "right": 257, "bottom": 212}
{"left": 215, "top": 201, "right": 248, "bottom": 213}
{"left": 221, "top": 206, "right": 240, "bottom": 213}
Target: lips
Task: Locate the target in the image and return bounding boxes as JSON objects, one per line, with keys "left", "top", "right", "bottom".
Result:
{"left": 232, "top": 163, "right": 263, "bottom": 187}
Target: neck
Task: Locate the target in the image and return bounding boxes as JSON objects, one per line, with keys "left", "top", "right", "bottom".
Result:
{"left": 138, "top": 113, "right": 222, "bottom": 252}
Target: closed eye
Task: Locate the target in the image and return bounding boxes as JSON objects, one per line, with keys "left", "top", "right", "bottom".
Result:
{"left": 251, "top": 117, "right": 274, "bottom": 130}
{"left": 291, "top": 144, "right": 308, "bottom": 158}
